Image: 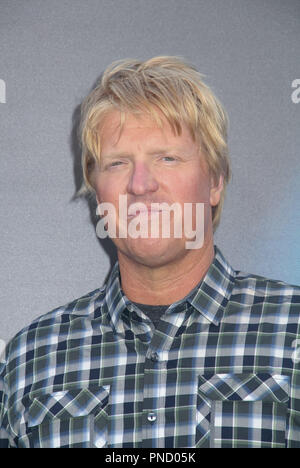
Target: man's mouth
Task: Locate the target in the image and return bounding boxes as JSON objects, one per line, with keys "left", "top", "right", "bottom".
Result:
{"left": 127, "top": 207, "right": 164, "bottom": 219}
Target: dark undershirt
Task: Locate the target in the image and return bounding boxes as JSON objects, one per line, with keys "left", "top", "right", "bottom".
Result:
{"left": 131, "top": 279, "right": 203, "bottom": 328}
{"left": 132, "top": 302, "right": 170, "bottom": 328}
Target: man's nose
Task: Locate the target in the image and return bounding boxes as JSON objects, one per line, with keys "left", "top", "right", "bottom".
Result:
{"left": 127, "top": 161, "right": 159, "bottom": 195}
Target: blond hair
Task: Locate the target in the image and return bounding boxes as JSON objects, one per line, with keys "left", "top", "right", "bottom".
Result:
{"left": 79, "top": 56, "right": 231, "bottom": 231}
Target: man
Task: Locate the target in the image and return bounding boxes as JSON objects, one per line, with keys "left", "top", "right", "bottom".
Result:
{"left": 1, "top": 56, "right": 300, "bottom": 448}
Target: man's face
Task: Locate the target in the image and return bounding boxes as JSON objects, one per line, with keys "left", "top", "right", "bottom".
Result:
{"left": 94, "top": 110, "right": 223, "bottom": 268}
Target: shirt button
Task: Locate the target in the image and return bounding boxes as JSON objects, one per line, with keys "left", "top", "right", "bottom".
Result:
{"left": 150, "top": 352, "right": 159, "bottom": 362}
{"left": 147, "top": 412, "right": 157, "bottom": 423}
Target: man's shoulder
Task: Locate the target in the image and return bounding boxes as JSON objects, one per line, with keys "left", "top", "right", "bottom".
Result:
{"left": 21, "top": 285, "right": 106, "bottom": 328}
{"left": 224, "top": 270, "right": 300, "bottom": 332}
{"left": 3, "top": 286, "right": 107, "bottom": 364}
{"left": 232, "top": 269, "right": 300, "bottom": 302}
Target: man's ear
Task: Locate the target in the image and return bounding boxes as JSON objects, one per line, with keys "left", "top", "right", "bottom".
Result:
{"left": 209, "top": 174, "right": 224, "bottom": 207}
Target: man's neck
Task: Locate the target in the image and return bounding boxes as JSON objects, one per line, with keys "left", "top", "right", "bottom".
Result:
{"left": 117, "top": 241, "right": 215, "bottom": 305}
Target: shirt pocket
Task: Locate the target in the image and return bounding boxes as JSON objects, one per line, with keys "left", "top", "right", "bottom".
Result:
{"left": 196, "top": 373, "right": 290, "bottom": 448}
{"left": 27, "top": 385, "right": 110, "bottom": 448}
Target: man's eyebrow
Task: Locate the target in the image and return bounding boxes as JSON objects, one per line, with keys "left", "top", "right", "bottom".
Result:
{"left": 147, "top": 148, "right": 181, "bottom": 155}
{"left": 101, "top": 148, "right": 183, "bottom": 158}
{"left": 101, "top": 151, "right": 131, "bottom": 159}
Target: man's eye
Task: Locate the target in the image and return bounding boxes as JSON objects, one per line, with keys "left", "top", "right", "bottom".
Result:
{"left": 107, "top": 161, "right": 124, "bottom": 168}
{"left": 161, "top": 156, "right": 176, "bottom": 162}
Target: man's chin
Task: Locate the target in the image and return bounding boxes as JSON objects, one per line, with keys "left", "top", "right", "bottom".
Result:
{"left": 115, "top": 237, "right": 186, "bottom": 268}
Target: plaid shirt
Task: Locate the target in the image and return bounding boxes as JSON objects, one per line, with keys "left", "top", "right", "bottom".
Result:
{"left": 1, "top": 246, "right": 300, "bottom": 448}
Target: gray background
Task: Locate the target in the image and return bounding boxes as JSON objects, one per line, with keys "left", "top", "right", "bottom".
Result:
{"left": 0, "top": 0, "right": 299, "bottom": 344}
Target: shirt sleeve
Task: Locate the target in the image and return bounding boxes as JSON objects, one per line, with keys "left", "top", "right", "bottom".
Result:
{"left": 0, "top": 354, "right": 16, "bottom": 448}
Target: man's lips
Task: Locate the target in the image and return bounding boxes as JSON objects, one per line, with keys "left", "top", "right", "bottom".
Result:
{"left": 127, "top": 207, "right": 165, "bottom": 219}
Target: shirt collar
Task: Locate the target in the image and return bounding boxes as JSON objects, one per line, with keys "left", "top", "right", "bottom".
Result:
{"left": 104, "top": 245, "right": 236, "bottom": 334}
{"left": 186, "top": 245, "right": 236, "bottom": 325}
{"left": 103, "top": 262, "right": 130, "bottom": 336}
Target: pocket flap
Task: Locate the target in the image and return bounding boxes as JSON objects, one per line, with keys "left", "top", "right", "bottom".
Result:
{"left": 28, "top": 385, "right": 110, "bottom": 427}
{"left": 198, "top": 373, "right": 289, "bottom": 403}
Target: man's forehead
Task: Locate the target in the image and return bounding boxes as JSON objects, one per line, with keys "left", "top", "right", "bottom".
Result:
{"left": 100, "top": 109, "right": 172, "bottom": 134}
{"left": 99, "top": 109, "right": 194, "bottom": 151}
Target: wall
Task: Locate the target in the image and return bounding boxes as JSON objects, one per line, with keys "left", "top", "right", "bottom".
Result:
{"left": 0, "top": 0, "right": 299, "bottom": 345}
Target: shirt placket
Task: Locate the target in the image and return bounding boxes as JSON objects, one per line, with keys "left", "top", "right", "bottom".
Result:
{"left": 140, "top": 305, "right": 189, "bottom": 448}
